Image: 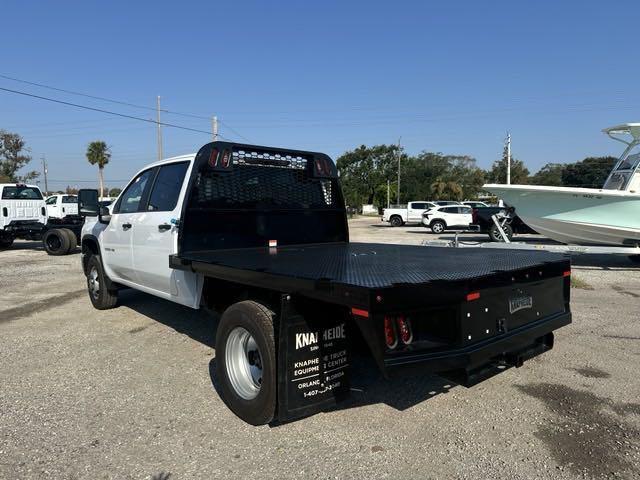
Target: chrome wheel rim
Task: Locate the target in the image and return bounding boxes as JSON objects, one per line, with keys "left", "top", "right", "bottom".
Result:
{"left": 88, "top": 266, "right": 100, "bottom": 300}
{"left": 433, "top": 223, "right": 444, "bottom": 233}
{"left": 225, "top": 327, "right": 262, "bottom": 400}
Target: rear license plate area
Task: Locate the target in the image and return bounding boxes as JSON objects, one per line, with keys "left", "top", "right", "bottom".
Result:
{"left": 460, "top": 277, "right": 565, "bottom": 346}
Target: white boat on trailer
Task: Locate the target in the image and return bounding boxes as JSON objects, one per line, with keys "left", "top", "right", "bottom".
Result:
{"left": 484, "top": 123, "right": 640, "bottom": 247}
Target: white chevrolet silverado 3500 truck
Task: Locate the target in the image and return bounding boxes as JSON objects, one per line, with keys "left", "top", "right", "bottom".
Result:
{"left": 77, "top": 142, "right": 571, "bottom": 425}
{"left": 0, "top": 183, "right": 48, "bottom": 249}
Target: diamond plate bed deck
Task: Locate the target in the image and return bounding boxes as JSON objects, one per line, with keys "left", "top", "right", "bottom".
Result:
{"left": 170, "top": 242, "right": 569, "bottom": 309}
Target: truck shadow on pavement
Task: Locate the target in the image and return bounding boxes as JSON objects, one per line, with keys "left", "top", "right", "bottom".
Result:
{"left": 119, "top": 289, "right": 455, "bottom": 422}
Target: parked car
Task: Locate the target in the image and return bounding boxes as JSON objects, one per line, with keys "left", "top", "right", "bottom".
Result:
{"left": 46, "top": 194, "right": 79, "bottom": 219}
{"left": 0, "top": 183, "right": 48, "bottom": 249}
{"left": 382, "top": 201, "right": 437, "bottom": 226}
{"left": 76, "top": 141, "right": 571, "bottom": 426}
{"left": 461, "top": 201, "right": 490, "bottom": 208}
{"left": 0, "top": 184, "right": 82, "bottom": 254}
{"left": 471, "top": 207, "right": 537, "bottom": 241}
{"left": 422, "top": 205, "right": 473, "bottom": 233}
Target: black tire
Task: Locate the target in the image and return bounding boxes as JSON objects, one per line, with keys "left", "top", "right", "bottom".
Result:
{"left": 430, "top": 220, "right": 446, "bottom": 234}
{"left": 0, "top": 237, "right": 14, "bottom": 249}
{"left": 389, "top": 215, "right": 403, "bottom": 227}
{"left": 43, "top": 229, "right": 71, "bottom": 255}
{"left": 86, "top": 255, "right": 118, "bottom": 310}
{"left": 489, "top": 223, "right": 514, "bottom": 242}
{"left": 59, "top": 228, "right": 77, "bottom": 253}
{"left": 216, "top": 300, "right": 276, "bottom": 425}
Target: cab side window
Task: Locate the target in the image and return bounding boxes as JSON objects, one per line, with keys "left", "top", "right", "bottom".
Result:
{"left": 115, "top": 169, "right": 154, "bottom": 214}
{"left": 147, "top": 162, "right": 189, "bottom": 212}
{"left": 46, "top": 197, "right": 58, "bottom": 205}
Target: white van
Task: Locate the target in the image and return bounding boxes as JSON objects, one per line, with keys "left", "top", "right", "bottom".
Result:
{"left": 0, "top": 183, "right": 48, "bottom": 248}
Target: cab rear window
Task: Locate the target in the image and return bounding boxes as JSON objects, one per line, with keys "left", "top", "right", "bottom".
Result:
{"left": 1, "top": 186, "right": 43, "bottom": 200}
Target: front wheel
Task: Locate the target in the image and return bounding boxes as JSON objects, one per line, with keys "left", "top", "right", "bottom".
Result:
{"left": 86, "top": 255, "right": 118, "bottom": 310}
{"left": 216, "top": 300, "right": 276, "bottom": 425}
{"left": 430, "top": 220, "right": 446, "bottom": 234}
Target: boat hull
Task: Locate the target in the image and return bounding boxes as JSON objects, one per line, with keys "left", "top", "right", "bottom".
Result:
{"left": 484, "top": 184, "right": 640, "bottom": 246}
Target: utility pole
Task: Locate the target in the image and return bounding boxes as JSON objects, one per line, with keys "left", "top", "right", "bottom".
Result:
{"left": 387, "top": 180, "right": 390, "bottom": 208}
{"left": 41, "top": 155, "right": 48, "bottom": 194}
{"left": 396, "top": 137, "right": 402, "bottom": 205}
{"left": 506, "top": 132, "right": 511, "bottom": 185}
{"left": 156, "top": 95, "right": 163, "bottom": 161}
{"left": 212, "top": 116, "right": 219, "bottom": 141}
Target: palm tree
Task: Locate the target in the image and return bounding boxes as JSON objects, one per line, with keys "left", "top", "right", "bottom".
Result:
{"left": 86, "top": 141, "right": 111, "bottom": 197}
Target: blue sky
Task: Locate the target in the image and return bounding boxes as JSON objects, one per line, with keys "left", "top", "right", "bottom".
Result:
{"left": 1, "top": 0, "right": 639, "bottom": 191}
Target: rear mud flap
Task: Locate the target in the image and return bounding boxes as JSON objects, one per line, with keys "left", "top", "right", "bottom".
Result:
{"left": 276, "top": 295, "right": 351, "bottom": 423}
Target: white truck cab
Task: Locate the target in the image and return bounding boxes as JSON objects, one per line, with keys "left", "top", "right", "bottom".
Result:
{"left": 382, "top": 201, "right": 436, "bottom": 227}
{"left": 46, "top": 194, "right": 79, "bottom": 218}
{"left": 0, "top": 183, "right": 48, "bottom": 248}
{"left": 81, "top": 154, "right": 200, "bottom": 307}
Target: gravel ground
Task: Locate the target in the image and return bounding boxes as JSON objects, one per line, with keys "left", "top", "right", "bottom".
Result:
{"left": 1, "top": 217, "right": 639, "bottom": 480}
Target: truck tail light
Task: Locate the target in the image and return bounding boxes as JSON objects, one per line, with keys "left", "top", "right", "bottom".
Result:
{"left": 396, "top": 316, "right": 413, "bottom": 344}
{"left": 466, "top": 291, "right": 481, "bottom": 301}
{"left": 41, "top": 207, "right": 46, "bottom": 216}
{"left": 472, "top": 208, "right": 478, "bottom": 223}
{"left": 563, "top": 270, "right": 571, "bottom": 277}
{"left": 384, "top": 316, "right": 398, "bottom": 349}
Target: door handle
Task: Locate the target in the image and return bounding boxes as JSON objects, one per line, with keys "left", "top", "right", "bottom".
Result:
{"left": 158, "top": 223, "right": 171, "bottom": 231}
{"left": 122, "top": 223, "right": 132, "bottom": 230}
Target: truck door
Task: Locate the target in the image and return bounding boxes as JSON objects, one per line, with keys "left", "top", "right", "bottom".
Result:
{"left": 408, "top": 202, "right": 426, "bottom": 222}
{"left": 131, "top": 161, "right": 190, "bottom": 295}
{"left": 102, "top": 168, "right": 155, "bottom": 283}
{"left": 45, "top": 196, "right": 59, "bottom": 218}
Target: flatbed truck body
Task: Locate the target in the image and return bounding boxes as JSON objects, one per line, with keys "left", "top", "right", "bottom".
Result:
{"left": 78, "top": 141, "right": 572, "bottom": 425}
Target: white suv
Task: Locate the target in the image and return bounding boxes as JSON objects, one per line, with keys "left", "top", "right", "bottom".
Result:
{"left": 422, "top": 205, "right": 473, "bottom": 234}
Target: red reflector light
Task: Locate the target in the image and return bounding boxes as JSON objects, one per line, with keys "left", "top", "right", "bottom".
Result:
{"left": 351, "top": 307, "right": 369, "bottom": 318}
{"left": 208, "top": 148, "right": 219, "bottom": 167}
{"left": 563, "top": 270, "right": 571, "bottom": 277}
{"left": 396, "top": 316, "right": 413, "bottom": 344}
{"left": 466, "top": 291, "right": 481, "bottom": 301}
{"left": 384, "top": 316, "right": 398, "bottom": 349}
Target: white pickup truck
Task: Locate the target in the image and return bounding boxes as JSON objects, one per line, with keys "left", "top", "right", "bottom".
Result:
{"left": 46, "top": 194, "right": 79, "bottom": 219}
{"left": 382, "top": 201, "right": 436, "bottom": 226}
{"left": 76, "top": 141, "right": 572, "bottom": 426}
{"left": 0, "top": 183, "right": 48, "bottom": 249}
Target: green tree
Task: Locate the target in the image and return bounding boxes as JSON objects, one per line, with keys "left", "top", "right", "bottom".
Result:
{"left": 108, "top": 187, "right": 122, "bottom": 197}
{"left": 336, "top": 144, "right": 403, "bottom": 207}
{"left": 85, "top": 141, "right": 111, "bottom": 197}
{"left": 430, "top": 180, "right": 464, "bottom": 200}
{"left": 561, "top": 156, "right": 617, "bottom": 188}
{"left": 0, "top": 130, "right": 38, "bottom": 181}
{"left": 530, "top": 163, "right": 564, "bottom": 186}
{"left": 487, "top": 153, "right": 529, "bottom": 185}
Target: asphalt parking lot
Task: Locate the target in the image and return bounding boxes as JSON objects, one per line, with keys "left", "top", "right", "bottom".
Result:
{"left": 1, "top": 216, "right": 639, "bottom": 479}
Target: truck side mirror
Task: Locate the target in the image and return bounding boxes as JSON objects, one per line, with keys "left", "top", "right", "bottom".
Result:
{"left": 99, "top": 206, "right": 111, "bottom": 223}
{"left": 78, "top": 189, "right": 99, "bottom": 217}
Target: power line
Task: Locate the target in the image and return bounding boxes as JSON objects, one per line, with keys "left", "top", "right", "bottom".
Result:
{"left": 0, "top": 86, "right": 232, "bottom": 139}
{"left": 0, "top": 73, "right": 251, "bottom": 141}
